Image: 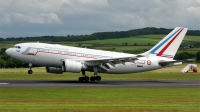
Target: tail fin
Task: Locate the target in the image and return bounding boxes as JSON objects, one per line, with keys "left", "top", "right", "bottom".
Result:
{"left": 142, "top": 27, "right": 188, "bottom": 59}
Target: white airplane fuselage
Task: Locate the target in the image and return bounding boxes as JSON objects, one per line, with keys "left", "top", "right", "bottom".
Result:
{"left": 7, "top": 43, "right": 164, "bottom": 74}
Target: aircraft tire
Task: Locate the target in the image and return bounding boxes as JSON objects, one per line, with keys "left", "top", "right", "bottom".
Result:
{"left": 79, "top": 77, "right": 84, "bottom": 82}
{"left": 85, "top": 76, "right": 89, "bottom": 82}
{"left": 90, "top": 77, "right": 95, "bottom": 81}
{"left": 96, "top": 76, "right": 101, "bottom": 81}
{"left": 79, "top": 77, "right": 89, "bottom": 82}
{"left": 28, "top": 70, "right": 33, "bottom": 74}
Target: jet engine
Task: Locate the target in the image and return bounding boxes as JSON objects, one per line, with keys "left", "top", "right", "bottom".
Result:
{"left": 46, "top": 67, "right": 63, "bottom": 74}
{"left": 62, "top": 60, "right": 86, "bottom": 73}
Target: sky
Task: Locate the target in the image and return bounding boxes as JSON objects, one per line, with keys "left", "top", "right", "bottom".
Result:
{"left": 0, "top": 0, "right": 200, "bottom": 38}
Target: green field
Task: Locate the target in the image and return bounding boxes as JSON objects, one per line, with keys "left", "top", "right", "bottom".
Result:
{"left": 0, "top": 63, "right": 200, "bottom": 80}
{"left": 1, "top": 65, "right": 200, "bottom": 112}
{"left": 0, "top": 88, "right": 199, "bottom": 112}
{"left": 81, "top": 35, "right": 200, "bottom": 45}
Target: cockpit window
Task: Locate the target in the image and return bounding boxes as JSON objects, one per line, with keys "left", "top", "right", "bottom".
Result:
{"left": 13, "top": 46, "right": 21, "bottom": 49}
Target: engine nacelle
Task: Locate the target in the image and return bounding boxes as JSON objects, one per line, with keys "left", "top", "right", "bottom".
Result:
{"left": 46, "top": 67, "right": 63, "bottom": 74}
{"left": 62, "top": 60, "right": 83, "bottom": 73}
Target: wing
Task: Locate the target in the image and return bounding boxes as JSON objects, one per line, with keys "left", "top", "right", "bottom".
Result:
{"left": 85, "top": 57, "right": 137, "bottom": 66}
{"left": 67, "top": 55, "right": 143, "bottom": 71}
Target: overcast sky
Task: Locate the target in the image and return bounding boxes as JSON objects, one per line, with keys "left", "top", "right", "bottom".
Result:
{"left": 0, "top": 0, "right": 200, "bottom": 38}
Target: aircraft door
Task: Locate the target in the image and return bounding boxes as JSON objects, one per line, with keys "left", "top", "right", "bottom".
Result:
{"left": 27, "top": 44, "right": 38, "bottom": 63}
{"left": 29, "top": 45, "right": 37, "bottom": 55}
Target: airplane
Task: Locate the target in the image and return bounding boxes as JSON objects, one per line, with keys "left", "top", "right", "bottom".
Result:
{"left": 6, "top": 27, "right": 188, "bottom": 82}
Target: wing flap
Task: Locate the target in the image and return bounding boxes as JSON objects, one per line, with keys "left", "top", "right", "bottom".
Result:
{"left": 84, "top": 56, "right": 138, "bottom": 66}
{"left": 66, "top": 55, "right": 141, "bottom": 67}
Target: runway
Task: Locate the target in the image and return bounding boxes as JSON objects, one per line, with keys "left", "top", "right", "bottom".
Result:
{"left": 0, "top": 80, "right": 199, "bottom": 88}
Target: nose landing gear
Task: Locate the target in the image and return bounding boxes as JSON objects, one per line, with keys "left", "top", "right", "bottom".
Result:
{"left": 28, "top": 63, "right": 33, "bottom": 74}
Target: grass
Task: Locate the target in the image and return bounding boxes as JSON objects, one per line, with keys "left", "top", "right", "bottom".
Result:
{"left": 0, "top": 88, "right": 199, "bottom": 112}
{"left": 0, "top": 63, "right": 199, "bottom": 80}
{"left": 81, "top": 35, "right": 200, "bottom": 45}
{"left": 81, "top": 35, "right": 163, "bottom": 45}
{"left": 0, "top": 64, "right": 199, "bottom": 112}
{"left": 0, "top": 70, "right": 200, "bottom": 80}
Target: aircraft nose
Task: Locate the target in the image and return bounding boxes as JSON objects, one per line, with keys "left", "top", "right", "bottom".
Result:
{"left": 6, "top": 48, "right": 11, "bottom": 56}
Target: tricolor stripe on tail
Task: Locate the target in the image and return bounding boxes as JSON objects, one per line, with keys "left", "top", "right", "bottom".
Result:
{"left": 142, "top": 27, "right": 188, "bottom": 59}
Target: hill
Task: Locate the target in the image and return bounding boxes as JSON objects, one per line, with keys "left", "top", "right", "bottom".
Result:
{"left": 0, "top": 27, "right": 199, "bottom": 42}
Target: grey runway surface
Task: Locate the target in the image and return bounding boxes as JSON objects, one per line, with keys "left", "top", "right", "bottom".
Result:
{"left": 0, "top": 80, "right": 199, "bottom": 88}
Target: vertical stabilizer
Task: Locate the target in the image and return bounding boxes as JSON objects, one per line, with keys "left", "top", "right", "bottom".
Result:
{"left": 142, "top": 27, "right": 188, "bottom": 59}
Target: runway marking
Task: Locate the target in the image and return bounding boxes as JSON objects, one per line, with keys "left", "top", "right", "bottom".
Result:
{"left": 0, "top": 83, "right": 9, "bottom": 85}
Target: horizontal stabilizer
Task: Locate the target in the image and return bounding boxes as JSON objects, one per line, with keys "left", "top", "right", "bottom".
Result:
{"left": 159, "top": 59, "right": 193, "bottom": 67}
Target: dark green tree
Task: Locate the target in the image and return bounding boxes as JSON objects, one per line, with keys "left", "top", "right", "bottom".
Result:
{"left": 134, "top": 43, "right": 137, "bottom": 46}
{"left": 0, "top": 59, "right": 6, "bottom": 68}
{"left": 174, "top": 52, "right": 195, "bottom": 60}
{"left": 5, "top": 58, "right": 16, "bottom": 68}
{"left": 0, "top": 48, "right": 6, "bottom": 54}
{"left": 196, "top": 51, "right": 200, "bottom": 62}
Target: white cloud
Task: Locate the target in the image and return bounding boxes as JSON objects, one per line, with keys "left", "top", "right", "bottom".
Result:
{"left": 0, "top": 0, "right": 199, "bottom": 37}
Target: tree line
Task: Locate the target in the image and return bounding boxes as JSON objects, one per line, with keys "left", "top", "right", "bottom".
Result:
{"left": 0, "top": 27, "right": 200, "bottom": 42}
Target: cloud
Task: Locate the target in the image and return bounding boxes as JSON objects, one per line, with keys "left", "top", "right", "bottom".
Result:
{"left": 0, "top": 0, "right": 199, "bottom": 37}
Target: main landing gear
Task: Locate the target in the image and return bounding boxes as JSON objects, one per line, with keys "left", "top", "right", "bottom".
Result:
{"left": 28, "top": 63, "right": 33, "bottom": 74}
{"left": 79, "top": 67, "right": 101, "bottom": 82}
{"left": 89, "top": 76, "right": 101, "bottom": 82}
{"left": 79, "top": 71, "right": 89, "bottom": 82}
{"left": 89, "top": 67, "right": 101, "bottom": 81}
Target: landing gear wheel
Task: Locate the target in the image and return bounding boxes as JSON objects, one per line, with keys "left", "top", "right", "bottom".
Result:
{"left": 96, "top": 76, "right": 101, "bottom": 81}
{"left": 85, "top": 76, "right": 89, "bottom": 82}
{"left": 79, "top": 71, "right": 90, "bottom": 82}
{"left": 90, "top": 76, "right": 96, "bottom": 81}
{"left": 28, "top": 63, "right": 33, "bottom": 74}
{"left": 28, "top": 70, "right": 33, "bottom": 74}
{"left": 79, "top": 77, "right": 84, "bottom": 82}
{"left": 79, "top": 76, "right": 89, "bottom": 82}
{"left": 90, "top": 67, "right": 102, "bottom": 81}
